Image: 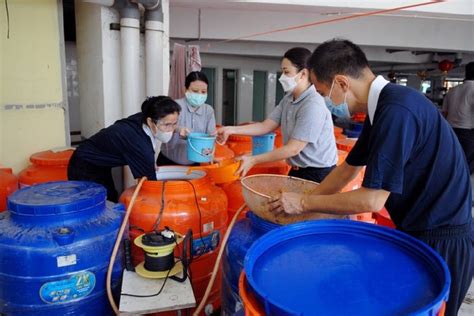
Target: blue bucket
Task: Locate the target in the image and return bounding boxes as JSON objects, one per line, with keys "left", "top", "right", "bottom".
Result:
{"left": 252, "top": 133, "right": 275, "bottom": 155}
{"left": 244, "top": 220, "right": 450, "bottom": 316}
{"left": 187, "top": 132, "right": 216, "bottom": 163}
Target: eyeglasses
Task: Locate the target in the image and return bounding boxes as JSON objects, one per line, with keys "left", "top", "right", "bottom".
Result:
{"left": 155, "top": 121, "right": 178, "bottom": 129}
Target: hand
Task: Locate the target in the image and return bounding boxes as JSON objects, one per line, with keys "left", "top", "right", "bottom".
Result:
{"left": 179, "top": 127, "right": 191, "bottom": 139}
{"left": 268, "top": 192, "right": 305, "bottom": 215}
{"left": 235, "top": 155, "right": 255, "bottom": 177}
{"left": 216, "top": 126, "right": 234, "bottom": 144}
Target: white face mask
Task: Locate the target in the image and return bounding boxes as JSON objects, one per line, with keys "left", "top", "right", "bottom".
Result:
{"left": 278, "top": 73, "right": 301, "bottom": 93}
{"left": 154, "top": 129, "right": 173, "bottom": 143}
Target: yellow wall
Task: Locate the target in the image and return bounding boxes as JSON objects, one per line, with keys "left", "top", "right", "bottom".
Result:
{"left": 0, "top": 0, "right": 66, "bottom": 172}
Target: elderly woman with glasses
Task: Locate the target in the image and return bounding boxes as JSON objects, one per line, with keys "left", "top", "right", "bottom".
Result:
{"left": 68, "top": 96, "right": 181, "bottom": 202}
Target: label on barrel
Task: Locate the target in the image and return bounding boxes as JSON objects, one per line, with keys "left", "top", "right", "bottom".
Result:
{"left": 39, "top": 271, "right": 96, "bottom": 304}
{"left": 192, "top": 231, "right": 220, "bottom": 256}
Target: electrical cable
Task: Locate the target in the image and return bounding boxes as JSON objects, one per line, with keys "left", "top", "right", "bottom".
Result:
{"left": 197, "top": 0, "right": 444, "bottom": 48}
{"left": 4, "top": 0, "right": 9, "bottom": 39}
{"left": 107, "top": 176, "right": 147, "bottom": 315}
{"left": 121, "top": 259, "right": 181, "bottom": 298}
{"left": 185, "top": 179, "right": 210, "bottom": 258}
{"left": 152, "top": 180, "right": 167, "bottom": 231}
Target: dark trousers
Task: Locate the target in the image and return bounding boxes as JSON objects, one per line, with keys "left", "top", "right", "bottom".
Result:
{"left": 409, "top": 223, "right": 474, "bottom": 316}
{"left": 453, "top": 128, "right": 474, "bottom": 174}
{"left": 288, "top": 165, "right": 336, "bottom": 183}
{"left": 156, "top": 152, "right": 198, "bottom": 167}
{"left": 67, "top": 153, "right": 119, "bottom": 202}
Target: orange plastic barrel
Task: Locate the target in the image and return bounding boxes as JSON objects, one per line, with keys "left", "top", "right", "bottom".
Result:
{"left": 336, "top": 138, "right": 357, "bottom": 153}
{"left": 341, "top": 168, "right": 375, "bottom": 223}
{"left": 374, "top": 207, "right": 396, "bottom": 228}
{"left": 352, "top": 112, "right": 367, "bottom": 122}
{"left": 0, "top": 168, "right": 18, "bottom": 212}
{"left": 337, "top": 150, "right": 348, "bottom": 166}
{"left": 18, "top": 149, "right": 73, "bottom": 187}
{"left": 334, "top": 127, "right": 345, "bottom": 140}
{"left": 120, "top": 167, "right": 228, "bottom": 315}
{"left": 239, "top": 272, "right": 265, "bottom": 316}
{"left": 220, "top": 181, "right": 250, "bottom": 224}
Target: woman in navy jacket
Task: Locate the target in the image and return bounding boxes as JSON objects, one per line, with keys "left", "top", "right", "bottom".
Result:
{"left": 68, "top": 96, "right": 181, "bottom": 202}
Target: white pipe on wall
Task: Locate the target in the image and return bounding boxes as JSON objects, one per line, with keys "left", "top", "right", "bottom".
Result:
{"left": 145, "top": 20, "right": 164, "bottom": 96}
{"left": 120, "top": 17, "right": 141, "bottom": 117}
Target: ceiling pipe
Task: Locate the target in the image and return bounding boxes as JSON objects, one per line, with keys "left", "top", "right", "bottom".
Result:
{"left": 141, "top": 0, "right": 164, "bottom": 96}
{"left": 114, "top": 0, "right": 141, "bottom": 118}
{"left": 113, "top": 0, "right": 141, "bottom": 190}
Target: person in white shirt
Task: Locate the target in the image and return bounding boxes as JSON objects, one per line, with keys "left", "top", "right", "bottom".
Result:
{"left": 443, "top": 62, "right": 474, "bottom": 174}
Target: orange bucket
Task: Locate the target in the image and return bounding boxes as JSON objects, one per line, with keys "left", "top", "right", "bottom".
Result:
{"left": 274, "top": 127, "right": 284, "bottom": 148}
{"left": 248, "top": 160, "right": 291, "bottom": 176}
{"left": 239, "top": 272, "right": 265, "bottom": 316}
{"left": 189, "top": 159, "right": 241, "bottom": 184}
{"left": 18, "top": 149, "right": 73, "bottom": 187}
{"left": 215, "top": 143, "right": 235, "bottom": 162}
{"left": 227, "top": 134, "right": 252, "bottom": 156}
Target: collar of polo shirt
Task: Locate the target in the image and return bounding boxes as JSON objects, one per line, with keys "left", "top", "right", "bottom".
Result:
{"left": 367, "top": 75, "right": 389, "bottom": 124}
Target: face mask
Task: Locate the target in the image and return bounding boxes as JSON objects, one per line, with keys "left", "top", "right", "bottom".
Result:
{"left": 154, "top": 129, "right": 173, "bottom": 143}
{"left": 324, "top": 80, "right": 351, "bottom": 118}
{"left": 185, "top": 92, "right": 207, "bottom": 107}
{"left": 278, "top": 73, "right": 300, "bottom": 93}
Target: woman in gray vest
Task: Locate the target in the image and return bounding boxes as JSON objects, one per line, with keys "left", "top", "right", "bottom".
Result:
{"left": 157, "top": 71, "right": 217, "bottom": 166}
{"left": 217, "top": 47, "right": 338, "bottom": 183}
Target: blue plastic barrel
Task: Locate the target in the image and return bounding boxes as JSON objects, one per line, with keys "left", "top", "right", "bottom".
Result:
{"left": 252, "top": 133, "right": 275, "bottom": 155}
{"left": 0, "top": 181, "right": 125, "bottom": 315}
{"left": 244, "top": 220, "right": 450, "bottom": 316}
{"left": 343, "top": 128, "right": 361, "bottom": 138}
{"left": 187, "top": 132, "right": 216, "bottom": 163}
{"left": 221, "top": 212, "right": 279, "bottom": 315}
{"left": 350, "top": 121, "right": 364, "bottom": 132}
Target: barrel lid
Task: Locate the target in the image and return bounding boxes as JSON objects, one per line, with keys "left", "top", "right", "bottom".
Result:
{"left": 244, "top": 220, "right": 450, "bottom": 316}
{"left": 7, "top": 181, "right": 106, "bottom": 216}
{"left": 30, "top": 149, "right": 74, "bottom": 166}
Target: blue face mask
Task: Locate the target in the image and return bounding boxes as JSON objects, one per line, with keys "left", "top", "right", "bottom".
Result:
{"left": 185, "top": 92, "right": 207, "bottom": 107}
{"left": 324, "top": 80, "right": 351, "bottom": 118}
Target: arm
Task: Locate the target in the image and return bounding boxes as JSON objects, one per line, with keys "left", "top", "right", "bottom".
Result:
{"left": 237, "top": 138, "right": 306, "bottom": 176}
{"left": 217, "top": 119, "right": 279, "bottom": 143}
{"left": 268, "top": 187, "right": 389, "bottom": 216}
{"left": 301, "top": 187, "right": 389, "bottom": 215}
{"left": 206, "top": 106, "right": 217, "bottom": 135}
{"left": 311, "top": 162, "right": 363, "bottom": 195}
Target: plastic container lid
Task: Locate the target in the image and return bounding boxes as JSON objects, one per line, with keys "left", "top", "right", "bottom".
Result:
{"left": 244, "top": 220, "right": 450, "bottom": 316}
{"left": 30, "top": 149, "right": 74, "bottom": 166}
{"left": 7, "top": 181, "right": 106, "bottom": 216}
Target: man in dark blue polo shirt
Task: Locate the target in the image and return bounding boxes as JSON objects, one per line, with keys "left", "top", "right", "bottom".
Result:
{"left": 269, "top": 39, "right": 473, "bottom": 316}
